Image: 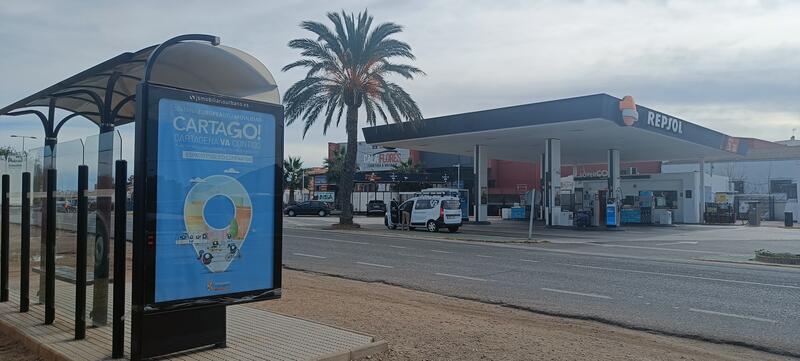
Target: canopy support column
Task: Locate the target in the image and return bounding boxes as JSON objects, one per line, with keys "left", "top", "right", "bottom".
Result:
{"left": 473, "top": 145, "right": 489, "bottom": 224}
{"left": 545, "top": 139, "right": 561, "bottom": 226}
{"left": 608, "top": 149, "right": 621, "bottom": 227}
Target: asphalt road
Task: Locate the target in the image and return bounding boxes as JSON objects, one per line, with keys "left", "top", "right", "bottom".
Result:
{"left": 282, "top": 226, "right": 800, "bottom": 357}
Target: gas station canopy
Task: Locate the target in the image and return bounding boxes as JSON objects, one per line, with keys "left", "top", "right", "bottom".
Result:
{"left": 362, "top": 94, "right": 748, "bottom": 164}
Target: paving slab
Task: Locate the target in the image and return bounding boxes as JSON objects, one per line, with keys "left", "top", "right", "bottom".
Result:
{"left": 0, "top": 281, "right": 386, "bottom": 361}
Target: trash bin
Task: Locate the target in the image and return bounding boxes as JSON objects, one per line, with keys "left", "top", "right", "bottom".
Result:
{"left": 748, "top": 204, "right": 760, "bottom": 226}
{"left": 785, "top": 212, "right": 793, "bottom": 227}
{"left": 660, "top": 210, "right": 672, "bottom": 225}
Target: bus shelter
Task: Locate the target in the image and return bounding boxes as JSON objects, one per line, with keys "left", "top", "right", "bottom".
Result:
{"left": 0, "top": 34, "right": 283, "bottom": 359}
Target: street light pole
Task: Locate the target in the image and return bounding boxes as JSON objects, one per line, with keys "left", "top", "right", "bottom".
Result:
{"left": 10, "top": 135, "right": 38, "bottom": 172}
{"left": 452, "top": 163, "right": 461, "bottom": 189}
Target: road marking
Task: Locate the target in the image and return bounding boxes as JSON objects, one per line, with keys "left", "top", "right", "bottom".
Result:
{"left": 435, "top": 273, "right": 488, "bottom": 282}
{"left": 656, "top": 241, "right": 699, "bottom": 246}
{"left": 291, "top": 235, "right": 370, "bottom": 245}
{"left": 389, "top": 245, "right": 407, "bottom": 249}
{"left": 568, "top": 264, "right": 800, "bottom": 290}
{"left": 430, "top": 250, "right": 453, "bottom": 254}
{"left": 355, "top": 261, "right": 394, "bottom": 269}
{"left": 688, "top": 308, "right": 778, "bottom": 324}
{"left": 292, "top": 253, "right": 326, "bottom": 259}
{"left": 587, "top": 243, "right": 721, "bottom": 254}
{"left": 519, "top": 259, "right": 540, "bottom": 263}
{"left": 541, "top": 288, "right": 613, "bottom": 300}
{"left": 476, "top": 255, "right": 493, "bottom": 258}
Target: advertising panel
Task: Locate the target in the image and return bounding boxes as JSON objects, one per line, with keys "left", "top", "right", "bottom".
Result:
{"left": 338, "top": 142, "right": 410, "bottom": 172}
{"left": 149, "top": 87, "right": 281, "bottom": 305}
{"left": 315, "top": 191, "right": 335, "bottom": 203}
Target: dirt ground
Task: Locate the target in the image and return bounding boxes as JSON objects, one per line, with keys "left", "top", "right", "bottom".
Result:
{"left": 252, "top": 270, "right": 794, "bottom": 361}
{"left": 0, "top": 334, "right": 40, "bottom": 361}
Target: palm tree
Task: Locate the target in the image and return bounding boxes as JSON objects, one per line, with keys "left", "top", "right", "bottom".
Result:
{"left": 323, "top": 147, "right": 353, "bottom": 209}
{"left": 392, "top": 159, "right": 423, "bottom": 174}
{"left": 283, "top": 10, "right": 424, "bottom": 226}
{"left": 283, "top": 156, "right": 305, "bottom": 203}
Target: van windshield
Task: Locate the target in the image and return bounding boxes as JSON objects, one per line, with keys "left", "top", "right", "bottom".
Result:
{"left": 442, "top": 200, "right": 460, "bottom": 210}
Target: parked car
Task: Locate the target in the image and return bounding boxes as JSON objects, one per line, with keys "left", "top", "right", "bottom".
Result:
{"left": 385, "top": 195, "right": 462, "bottom": 232}
{"left": 366, "top": 200, "right": 387, "bottom": 216}
{"left": 284, "top": 201, "right": 331, "bottom": 217}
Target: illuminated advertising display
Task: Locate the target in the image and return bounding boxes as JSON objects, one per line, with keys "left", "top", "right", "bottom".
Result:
{"left": 151, "top": 88, "right": 281, "bottom": 304}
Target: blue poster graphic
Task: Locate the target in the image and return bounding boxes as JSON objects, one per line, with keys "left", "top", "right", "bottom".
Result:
{"left": 155, "top": 98, "right": 276, "bottom": 303}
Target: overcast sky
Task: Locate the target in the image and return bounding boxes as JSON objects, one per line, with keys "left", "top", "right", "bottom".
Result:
{"left": 1, "top": 0, "right": 798, "bottom": 166}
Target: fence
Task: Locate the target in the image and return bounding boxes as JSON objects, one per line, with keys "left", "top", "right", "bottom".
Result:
{"left": 1, "top": 132, "right": 130, "bottom": 355}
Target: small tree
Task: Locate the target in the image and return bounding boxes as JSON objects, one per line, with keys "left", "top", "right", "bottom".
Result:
{"left": 392, "top": 159, "right": 423, "bottom": 173}
{"left": 283, "top": 156, "right": 305, "bottom": 203}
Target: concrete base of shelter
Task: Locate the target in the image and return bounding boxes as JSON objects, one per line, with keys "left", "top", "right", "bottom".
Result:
{"left": 0, "top": 280, "right": 386, "bottom": 361}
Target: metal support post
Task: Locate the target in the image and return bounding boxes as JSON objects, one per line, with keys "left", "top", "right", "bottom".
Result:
{"left": 20, "top": 172, "right": 30, "bottom": 312}
{"left": 1, "top": 174, "right": 9, "bottom": 302}
{"left": 112, "top": 160, "right": 127, "bottom": 358}
{"left": 75, "top": 165, "right": 88, "bottom": 339}
{"left": 45, "top": 168, "right": 56, "bottom": 324}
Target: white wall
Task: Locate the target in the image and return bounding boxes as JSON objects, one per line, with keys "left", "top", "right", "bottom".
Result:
{"left": 664, "top": 159, "right": 800, "bottom": 194}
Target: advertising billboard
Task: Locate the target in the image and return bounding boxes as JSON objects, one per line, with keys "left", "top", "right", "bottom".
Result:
{"left": 336, "top": 142, "right": 410, "bottom": 172}
{"left": 143, "top": 85, "right": 282, "bottom": 307}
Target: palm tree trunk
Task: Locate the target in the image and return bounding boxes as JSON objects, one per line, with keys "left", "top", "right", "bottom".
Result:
{"left": 339, "top": 105, "right": 359, "bottom": 225}
{"left": 289, "top": 188, "right": 295, "bottom": 203}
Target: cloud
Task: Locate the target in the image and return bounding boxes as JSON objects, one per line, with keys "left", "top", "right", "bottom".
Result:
{"left": 223, "top": 168, "right": 240, "bottom": 174}
{"left": 189, "top": 177, "right": 206, "bottom": 183}
{"left": 1, "top": 0, "right": 798, "bottom": 162}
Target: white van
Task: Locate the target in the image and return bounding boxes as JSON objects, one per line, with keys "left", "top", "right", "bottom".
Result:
{"left": 385, "top": 196, "right": 462, "bottom": 232}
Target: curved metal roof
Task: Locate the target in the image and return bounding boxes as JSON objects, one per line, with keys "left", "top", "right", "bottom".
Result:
{"left": 0, "top": 35, "right": 280, "bottom": 137}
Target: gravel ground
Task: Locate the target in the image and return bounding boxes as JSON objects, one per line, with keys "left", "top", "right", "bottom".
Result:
{"left": 251, "top": 270, "right": 794, "bottom": 361}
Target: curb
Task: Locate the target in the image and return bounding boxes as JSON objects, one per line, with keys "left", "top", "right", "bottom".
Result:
{"left": 0, "top": 316, "right": 69, "bottom": 361}
{"left": 314, "top": 340, "right": 389, "bottom": 361}
{"left": 695, "top": 258, "right": 800, "bottom": 270}
{"left": 286, "top": 225, "right": 546, "bottom": 244}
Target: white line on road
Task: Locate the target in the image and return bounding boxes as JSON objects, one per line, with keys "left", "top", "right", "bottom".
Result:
{"left": 586, "top": 243, "right": 724, "bottom": 254}
{"left": 568, "top": 264, "right": 800, "bottom": 290}
{"left": 430, "top": 250, "right": 453, "bottom": 254}
{"left": 688, "top": 308, "right": 778, "bottom": 324}
{"left": 435, "top": 273, "right": 488, "bottom": 282}
{"left": 292, "top": 253, "right": 326, "bottom": 259}
{"left": 541, "top": 288, "right": 613, "bottom": 300}
{"left": 355, "top": 261, "right": 394, "bottom": 269}
{"left": 389, "top": 245, "right": 407, "bottom": 249}
{"left": 476, "top": 255, "right": 493, "bottom": 258}
{"left": 291, "top": 235, "right": 370, "bottom": 245}
{"left": 519, "top": 259, "right": 540, "bottom": 263}
{"left": 656, "top": 241, "right": 699, "bottom": 246}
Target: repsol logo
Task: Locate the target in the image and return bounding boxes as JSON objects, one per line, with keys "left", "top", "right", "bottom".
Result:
{"left": 646, "top": 111, "right": 683, "bottom": 134}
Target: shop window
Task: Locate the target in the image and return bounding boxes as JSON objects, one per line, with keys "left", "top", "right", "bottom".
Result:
{"left": 769, "top": 180, "right": 797, "bottom": 199}
{"left": 653, "top": 191, "right": 678, "bottom": 209}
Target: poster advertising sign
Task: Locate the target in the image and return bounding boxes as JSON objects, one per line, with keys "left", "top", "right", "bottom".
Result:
{"left": 337, "top": 142, "right": 410, "bottom": 172}
{"left": 315, "top": 191, "right": 335, "bottom": 203}
{"left": 145, "top": 85, "right": 282, "bottom": 306}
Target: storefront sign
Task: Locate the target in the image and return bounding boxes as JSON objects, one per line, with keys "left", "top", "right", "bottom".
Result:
{"left": 315, "top": 191, "right": 335, "bottom": 202}
{"left": 646, "top": 111, "right": 683, "bottom": 134}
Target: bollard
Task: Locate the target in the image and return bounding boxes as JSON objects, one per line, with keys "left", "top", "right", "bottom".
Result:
{"left": 20, "top": 172, "right": 30, "bottom": 312}
{"left": 112, "top": 160, "right": 127, "bottom": 358}
{"left": 44, "top": 168, "right": 56, "bottom": 325}
{"left": 1, "top": 174, "right": 9, "bottom": 302}
{"left": 75, "top": 165, "right": 88, "bottom": 339}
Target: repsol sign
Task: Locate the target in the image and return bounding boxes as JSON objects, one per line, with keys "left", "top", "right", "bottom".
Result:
{"left": 646, "top": 111, "right": 683, "bottom": 134}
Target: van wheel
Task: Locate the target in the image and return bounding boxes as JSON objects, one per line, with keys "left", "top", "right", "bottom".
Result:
{"left": 288, "top": 210, "right": 296, "bottom": 217}
{"left": 448, "top": 226, "right": 459, "bottom": 233}
{"left": 426, "top": 220, "right": 439, "bottom": 232}
{"left": 318, "top": 210, "right": 326, "bottom": 217}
